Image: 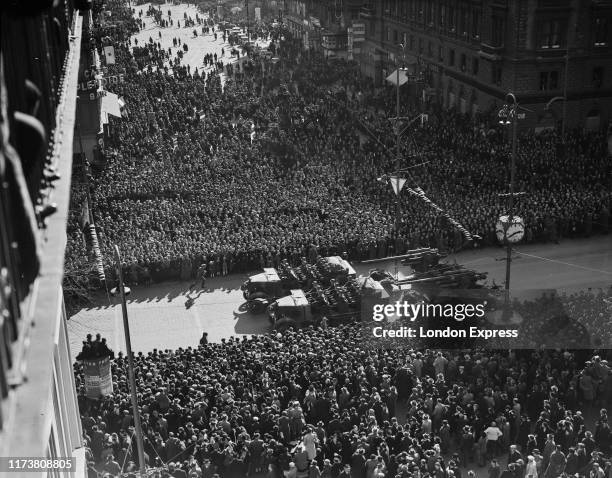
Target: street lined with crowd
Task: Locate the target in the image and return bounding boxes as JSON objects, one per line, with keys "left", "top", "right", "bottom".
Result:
{"left": 71, "top": 3, "right": 612, "bottom": 478}
{"left": 65, "top": 0, "right": 612, "bottom": 287}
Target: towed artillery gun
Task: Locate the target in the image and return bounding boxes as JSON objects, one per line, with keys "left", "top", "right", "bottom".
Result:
{"left": 399, "top": 247, "right": 447, "bottom": 272}
{"left": 396, "top": 263, "right": 488, "bottom": 289}
{"left": 383, "top": 262, "right": 497, "bottom": 312}
{"left": 269, "top": 251, "right": 492, "bottom": 333}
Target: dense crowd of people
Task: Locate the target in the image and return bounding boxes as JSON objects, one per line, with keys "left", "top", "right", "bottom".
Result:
{"left": 512, "top": 288, "right": 612, "bottom": 350}
{"left": 64, "top": 0, "right": 612, "bottom": 288}
{"left": 76, "top": 322, "right": 612, "bottom": 478}
{"left": 69, "top": 3, "right": 612, "bottom": 478}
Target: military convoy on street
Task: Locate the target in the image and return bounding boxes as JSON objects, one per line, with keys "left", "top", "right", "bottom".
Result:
{"left": 240, "top": 256, "right": 356, "bottom": 313}
{"left": 267, "top": 279, "right": 365, "bottom": 332}
{"left": 241, "top": 248, "right": 492, "bottom": 332}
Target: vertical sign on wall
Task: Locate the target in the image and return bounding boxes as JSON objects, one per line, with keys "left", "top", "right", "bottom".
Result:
{"left": 103, "top": 46, "right": 116, "bottom": 65}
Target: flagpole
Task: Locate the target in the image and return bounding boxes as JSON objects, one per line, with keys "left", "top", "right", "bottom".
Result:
{"left": 394, "top": 45, "right": 405, "bottom": 279}
{"left": 395, "top": 52, "right": 400, "bottom": 230}
{"left": 245, "top": 0, "right": 250, "bottom": 44}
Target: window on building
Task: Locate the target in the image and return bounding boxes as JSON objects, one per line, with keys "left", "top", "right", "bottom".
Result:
{"left": 472, "top": 57, "right": 479, "bottom": 76}
{"left": 428, "top": 41, "right": 433, "bottom": 57}
{"left": 460, "top": 53, "right": 466, "bottom": 71}
{"left": 419, "top": 38, "right": 424, "bottom": 54}
{"left": 539, "top": 20, "right": 564, "bottom": 49}
{"left": 394, "top": 29, "right": 398, "bottom": 43}
{"left": 492, "top": 65, "right": 502, "bottom": 85}
{"left": 491, "top": 15, "right": 506, "bottom": 46}
{"left": 410, "top": 35, "right": 414, "bottom": 50}
{"left": 449, "top": 49, "right": 455, "bottom": 66}
{"left": 438, "top": 45, "right": 444, "bottom": 62}
{"left": 593, "top": 66, "right": 604, "bottom": 87}
{"left": 403, "top": 32, "right": 408, "bottom": 47}
{"left": 386, "top": 28, "right": 391, "bottom": 42}
{"left": 448, "top": 6, "right": 456, "bottom": 31}
{"left": 473, "top": 10, "right": 481, "bottom": 39}
{"left": 594, "top": 18, "right": 608, "bottom": 46}
{"left": 440, "top": 5, "right": 446, "bottom": 28}
{"left": 460, "top": 9, "right": 469, "bottom": 36}
{"left": 539, "top": 71, "right": 559, "bottom": 90}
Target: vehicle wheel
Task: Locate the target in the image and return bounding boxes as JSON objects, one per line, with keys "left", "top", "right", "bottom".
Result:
{"left": 248, "top": 292, "right": 269, "bottom": 300}
{"left": 247, "top": 300, "right": 267, "bottom": 314}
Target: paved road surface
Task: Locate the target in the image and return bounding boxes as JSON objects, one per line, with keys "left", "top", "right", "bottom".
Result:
{"left": 131, "top": 2, "right": 251, "bottom": 83}
{"left": 68, "top": 236, "right": 612, "bottom": 360}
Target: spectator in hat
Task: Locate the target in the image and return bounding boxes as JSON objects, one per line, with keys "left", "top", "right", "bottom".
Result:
{"left": 338, "top": 463, "right": 352, "bottom": 478}
{"left": 508, "top": 444, "right": 523, "bottom": 465}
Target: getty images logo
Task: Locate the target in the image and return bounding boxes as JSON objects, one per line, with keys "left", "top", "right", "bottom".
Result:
{"left": 372, "top": 301, "right": 486, "bottom": 322}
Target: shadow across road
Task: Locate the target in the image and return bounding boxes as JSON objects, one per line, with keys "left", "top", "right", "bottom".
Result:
{"left": 233, "top": 309, "right": 272, "bottom": 336}
{"left": 78, "top": 275, "right": 248, "bottom": 312}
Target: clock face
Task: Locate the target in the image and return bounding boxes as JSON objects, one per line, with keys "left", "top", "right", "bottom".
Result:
{"left": 506, "top": 222, "right": 525, "bottom": 243}
{"left": 496, "top": 216, "right": 525, "bottom": 244}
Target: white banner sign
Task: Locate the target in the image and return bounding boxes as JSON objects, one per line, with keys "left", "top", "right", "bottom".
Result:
{"left": 103, "top": 45, "right": 115, "bottom": 65}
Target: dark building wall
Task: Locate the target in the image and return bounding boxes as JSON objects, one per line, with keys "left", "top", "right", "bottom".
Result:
{"left": 359, "top": 0, "right": 612, "bottom": 130}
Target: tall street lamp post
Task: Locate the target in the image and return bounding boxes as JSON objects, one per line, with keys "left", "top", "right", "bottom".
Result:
{"left": 111, "top": 246, "right": 147, "bottom": 476}
{"left": 497, "top": 93, "right": 525, "bottom": 319}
